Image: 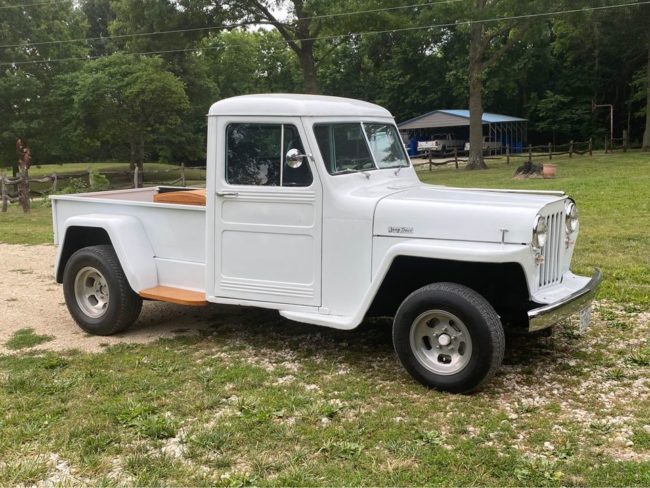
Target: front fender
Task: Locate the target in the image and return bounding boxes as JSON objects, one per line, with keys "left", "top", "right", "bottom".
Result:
{"left": 55, "top": 214, "right": 157, "bottom": 292}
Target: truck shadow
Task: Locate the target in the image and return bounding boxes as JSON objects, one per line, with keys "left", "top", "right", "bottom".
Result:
{"left": 130, "top": 301, "right": 570, "bottom": 373}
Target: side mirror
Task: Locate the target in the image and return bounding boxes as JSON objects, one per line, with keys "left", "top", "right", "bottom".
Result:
{"left": 285, "top": 148, "right": 306, "bottom": 169}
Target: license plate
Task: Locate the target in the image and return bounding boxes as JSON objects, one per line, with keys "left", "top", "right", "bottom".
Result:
{"left": 579, "top": 305, "right": 592, "bottom": 333}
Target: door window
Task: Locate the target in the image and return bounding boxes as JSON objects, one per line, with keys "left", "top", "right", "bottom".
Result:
{"left": 226, "top": 123, "right": 312, "bottom": 187}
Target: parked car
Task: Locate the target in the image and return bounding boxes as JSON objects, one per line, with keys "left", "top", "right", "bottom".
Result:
{"left": 417, "top": 133, "right": 465, "bottom": 153}
{"left": 464, "top": 136, "right": 502, "bottom": 153}
{"left": 51, "top": 94, "right": 600, "bottom": 393}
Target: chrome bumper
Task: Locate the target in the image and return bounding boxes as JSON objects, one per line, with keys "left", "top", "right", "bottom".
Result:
{"left": 528, "top": 269, "right": 602, "bottom": 332}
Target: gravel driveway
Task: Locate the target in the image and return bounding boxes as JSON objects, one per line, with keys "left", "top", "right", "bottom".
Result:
{"left": 0, "top": 243, "right": 220, "bottom": 354}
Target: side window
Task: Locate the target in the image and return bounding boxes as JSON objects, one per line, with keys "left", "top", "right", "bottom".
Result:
{"left": 226, "top": 123, "right": 313, "bottom": 187}
{"left": 226, "top": 124, "right": 281, "bottom": 186}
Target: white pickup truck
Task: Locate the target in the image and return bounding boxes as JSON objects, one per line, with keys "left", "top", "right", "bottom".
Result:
{"left": 464, "top": 136, "right": 502, "bottom": 153}
{"left": 417, "top": 133, "right": 465, "bottom": 154}
{"left": 51, "top": 94, "right": 600, "bottom": 393}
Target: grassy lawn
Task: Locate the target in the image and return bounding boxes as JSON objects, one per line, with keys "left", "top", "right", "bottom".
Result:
{"left": 0, "top": 151, "right": 648, "bottom": 486}
{"left": 0, "top": 204, "right": 53, "bottom": 245}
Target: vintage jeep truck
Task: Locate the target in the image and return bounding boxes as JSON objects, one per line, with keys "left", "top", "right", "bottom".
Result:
{"left": 51, "top": 94, "right": 600, "bottom": 393}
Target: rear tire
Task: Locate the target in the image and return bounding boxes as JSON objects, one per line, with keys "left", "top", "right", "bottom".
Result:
{"left": 393, "top": 282, "right": 505, "bottom": 393}
{"left": 63, "top": 245, "right": 142, "bottom": 335}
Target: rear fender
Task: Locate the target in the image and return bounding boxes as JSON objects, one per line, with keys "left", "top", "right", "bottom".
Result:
{"left": 55, "top": 214, "right": 157, "bottom": 292}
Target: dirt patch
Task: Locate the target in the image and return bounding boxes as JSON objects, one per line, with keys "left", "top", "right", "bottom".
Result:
{"left": 0, "top": 243, "right": 222, "bottom": 354}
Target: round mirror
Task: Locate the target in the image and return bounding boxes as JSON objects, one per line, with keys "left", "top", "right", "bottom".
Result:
{"left": 286, "top": 148, "right": 304, "bottom": 169}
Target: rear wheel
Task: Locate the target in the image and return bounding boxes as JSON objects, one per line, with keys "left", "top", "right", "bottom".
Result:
{"left": 63, "top": 245, "right": 142, "bottom": 335}
{"left": 393, "top": 282, "right": 505, "bottom": 393}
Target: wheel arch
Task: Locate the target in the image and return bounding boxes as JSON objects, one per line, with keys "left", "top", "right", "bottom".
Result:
{"left": 55, "top": 215, "right": 157, "bottom": 293}
{"left": 367, "top": 255, "right": 531, "bottom": 329}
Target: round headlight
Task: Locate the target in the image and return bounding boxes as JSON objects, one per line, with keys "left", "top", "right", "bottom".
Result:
{"left": 533, "top": 215, "right": 548, "bottom": 249}
{"left": 565, "top": 201, "right": 579, "bottom": 234}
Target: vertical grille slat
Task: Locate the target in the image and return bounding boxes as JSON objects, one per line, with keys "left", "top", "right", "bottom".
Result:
{"left": 538, "top": 210, "right": 564, "bottom": 288}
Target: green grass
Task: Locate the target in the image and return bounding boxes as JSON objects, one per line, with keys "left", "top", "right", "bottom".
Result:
{"left": 0, "top": 308, "right": 647, "bottom": 486}
{"left": 0, "top": 151, "right": 648, "bottom": 485}
{"left": 5, "top": 328, "right": 53, "bottom": 350}
{"left": 0, "top": 204, "right": 53, "bottom": 245}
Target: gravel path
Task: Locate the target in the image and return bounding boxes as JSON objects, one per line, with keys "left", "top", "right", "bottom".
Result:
{"left": 0, "top": 243, "right": 220, "bottom": 354}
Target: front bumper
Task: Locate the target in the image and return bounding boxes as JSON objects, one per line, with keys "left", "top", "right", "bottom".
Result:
{"left": 528, "top": 268, "right": 602, "bottom": 332}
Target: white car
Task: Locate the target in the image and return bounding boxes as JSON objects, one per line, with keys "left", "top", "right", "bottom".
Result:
{"left": 51, "top": 94, "right": 600, "bottom": 393}
{"left": 464, "top": 136, "right": 502, "bottom": 153}
{"left": 417, "top": 133, "right": 465, "bottom": 153}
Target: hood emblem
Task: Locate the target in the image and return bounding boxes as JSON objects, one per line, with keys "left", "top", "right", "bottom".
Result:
{"left": 388, "top": 226, "right": 414, "bottom": 235}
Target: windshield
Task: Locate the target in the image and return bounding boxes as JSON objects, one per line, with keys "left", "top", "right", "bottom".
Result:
{"left": 314, "top": 122, "right": 409, "bottom": 175}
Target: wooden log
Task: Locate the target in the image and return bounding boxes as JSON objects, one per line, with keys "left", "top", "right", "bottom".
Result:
{"left": 18, "top": 166, "right": 30, "bottom": 213}
{"left": 1, "top": 171, "right": 7, "bottom": 212}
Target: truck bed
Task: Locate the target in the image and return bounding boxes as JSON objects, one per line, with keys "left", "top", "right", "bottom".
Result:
{"left": 51, "top": 187, "right": 207, "bottom": 292}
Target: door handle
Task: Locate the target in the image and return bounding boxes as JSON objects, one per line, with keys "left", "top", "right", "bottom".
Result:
{"left": 216, "top": 191, "right": 239, "bottom": 198}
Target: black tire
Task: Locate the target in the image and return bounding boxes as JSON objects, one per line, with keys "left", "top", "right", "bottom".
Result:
{"left": 393, "top": 282, "right": 505, "bottom": 394}
{"left": 63, "top": 245, "right": 142, "bottom": 335}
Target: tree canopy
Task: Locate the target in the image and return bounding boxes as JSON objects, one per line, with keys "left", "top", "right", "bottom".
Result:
{"left": 0, "top": 0, "right": 648, "bottom": 168}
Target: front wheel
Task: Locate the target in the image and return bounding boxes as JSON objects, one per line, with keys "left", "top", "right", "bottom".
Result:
{"left": 393, "top": 283, "right": 505, "bottom": 393}
{"left": 63, "top": 245, "right": 142, "bottom": 335}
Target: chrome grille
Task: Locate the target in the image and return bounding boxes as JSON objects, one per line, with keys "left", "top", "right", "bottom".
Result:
{"left": 539, "top": 211, "right": 564, "bottom": 287}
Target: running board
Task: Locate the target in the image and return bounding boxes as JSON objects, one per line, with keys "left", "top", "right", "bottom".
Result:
{"left": 139, "top": 286, "right": 208, "bottom": 307}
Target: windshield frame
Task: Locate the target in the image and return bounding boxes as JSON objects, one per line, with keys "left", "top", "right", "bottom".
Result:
{"left": 312, "top": 120, "right": 411, "bottom": 176}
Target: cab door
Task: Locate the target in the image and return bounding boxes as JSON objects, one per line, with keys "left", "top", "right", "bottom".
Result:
{"left": 212, "top": 117, "right": 322, "bottom": 307}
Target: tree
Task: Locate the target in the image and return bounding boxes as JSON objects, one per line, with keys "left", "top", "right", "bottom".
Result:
{"left": 453, "top": 0, "right": 551, "bottom": 170}
{"left": 228, "top": 0, "right": 342, "bottom": 94}
{"left": 643, "top": 44, "right": 650, "bottom": 151}
{"left": 63, "top": 54, "right": 189, "bottom": 169}
{"left": 0, "top": 0, "right": 87, "bottom": 166}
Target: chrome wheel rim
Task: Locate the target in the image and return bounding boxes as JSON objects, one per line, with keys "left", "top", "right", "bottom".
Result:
{"left": 74, "top": 266, "right": 110, "bottom": 318}
{"left": 409, "top": 310, "right": 473, "bottom": 375}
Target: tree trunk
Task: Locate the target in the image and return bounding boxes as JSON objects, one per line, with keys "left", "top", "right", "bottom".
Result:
{"left": 643, "top": 43, "right": 650, "bottom": 151}
{"left": 129, "top": 140, "right": 136, "bottom": 171}
{"left": 467, "top": 20, "right": 488, "bottom": 170}
{"left": 297, "top": 41, "right": 320, "bottom": 94}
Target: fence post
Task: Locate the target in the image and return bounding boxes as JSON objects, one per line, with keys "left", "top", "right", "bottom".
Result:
{"left": 1, "top": 171, "right": 7, "bottom": 213}
{"left": 18, "top": 166, "right": 30, "bottom": 213}
{"left": 133, "top": 166, "right": 139, "bottom": 189}
{"left": 454, "top": 148, "right": 458, "bottom": 169}
{"left": 52, "top": 173, "right": 58, "bottom": 193}
{"left": 604, "top": 136, "right": 609, "bottom": 154}
{"left": 569, "top": 140, "right": 574, "bottom": 158}
{"left": 428, "top": 149, "right": 432, "bottom": 171}
{"left": 588, "top": 138, "right": 593, "bottom": 156}
{"left": 548, "top": 142, "right": 552, "bottom": 160}
{"left": 181, "top": 163, "right": 186, "bottom": 186}
{"left": 623, "top": 130, "right": 628, "bottom": 153}
{"left": 87, "top": 166, "right": 94, "bottom": 188}
{"left": 528, "top": 144, "right": 532, "bottom": 163}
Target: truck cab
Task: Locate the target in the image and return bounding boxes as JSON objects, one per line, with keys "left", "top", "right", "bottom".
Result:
{"left": 51, "top": 94, "right": 600, "bottom": 393}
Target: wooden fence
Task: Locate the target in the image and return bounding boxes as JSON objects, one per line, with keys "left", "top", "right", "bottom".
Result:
{"left": 1, "top": 164, "right": 206, "bottom": 213}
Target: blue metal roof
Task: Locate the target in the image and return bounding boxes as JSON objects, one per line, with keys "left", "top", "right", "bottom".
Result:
{"left": 438, "top": 109, "right": 527, "bottom": 123}
{"left": 398, "top": 109, "right": 527, "bottom": 128}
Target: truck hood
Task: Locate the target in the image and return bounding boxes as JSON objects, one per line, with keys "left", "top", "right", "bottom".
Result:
{"left": 373, "top": 184, "right": 566, "bottom": 244}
